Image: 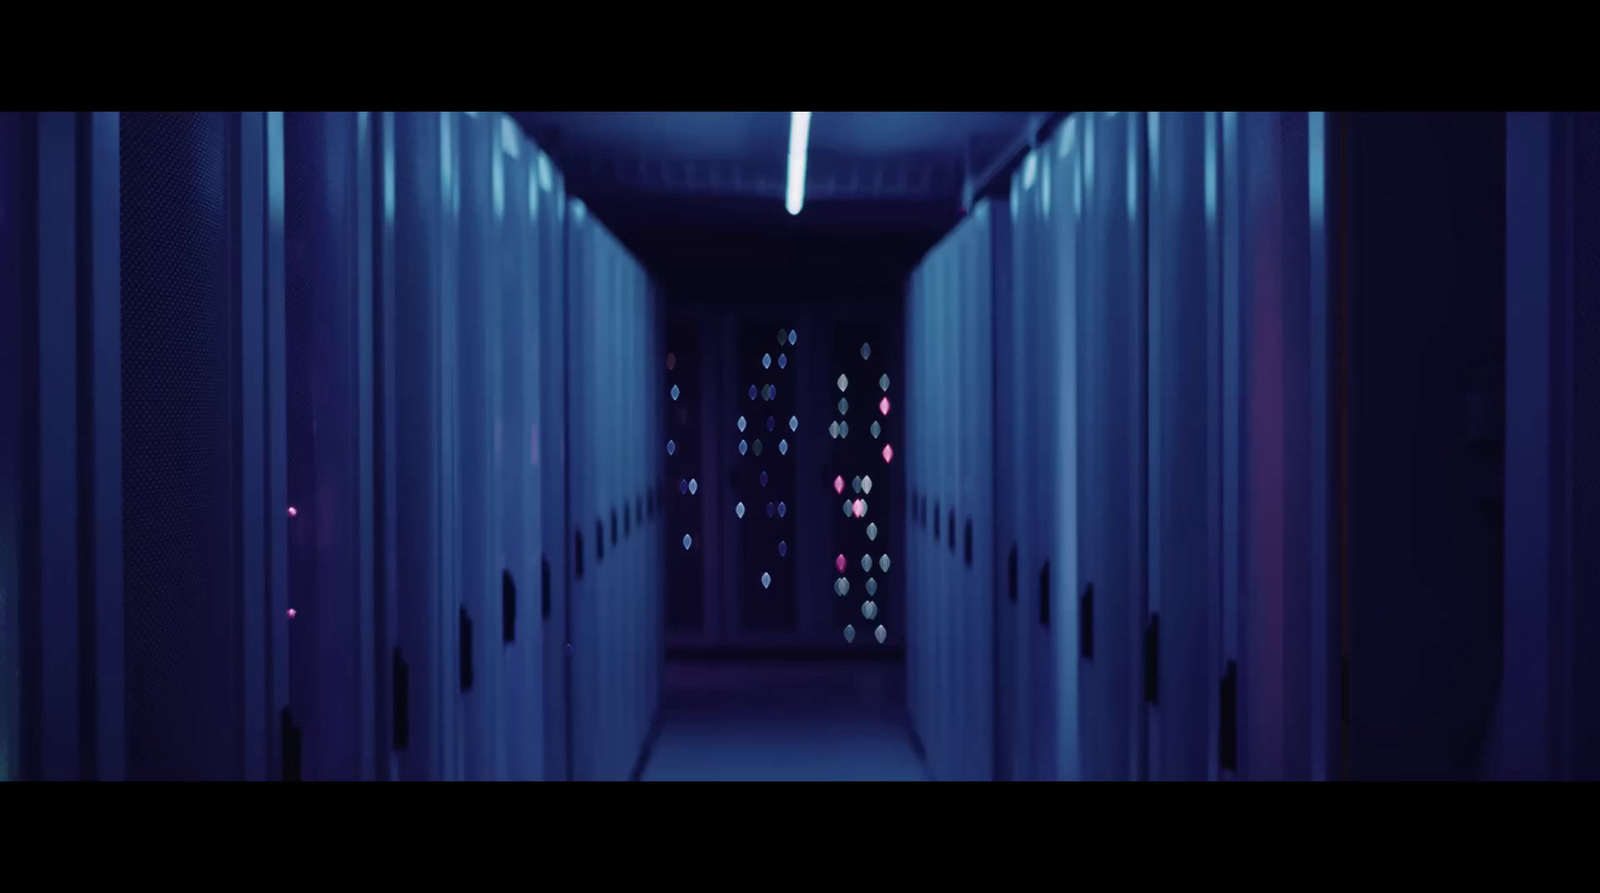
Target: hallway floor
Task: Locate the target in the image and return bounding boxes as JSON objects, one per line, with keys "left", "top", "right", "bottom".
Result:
{"left": 638, "top": 659, "right": 929, "bottom": 782}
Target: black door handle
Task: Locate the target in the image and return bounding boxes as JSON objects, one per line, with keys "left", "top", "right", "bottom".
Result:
{"left": 393, "top": 647, "right": 410, "bottom": 751}
{"left": 502, "top": 569, "right": 517, "bottom": 643}
{"left": 964, "top": 518, "right": 974, "bottom": 567}
{"left": 1079, "top": 582, "right": 1094, "bottom": 659}
{"left": 541, "top": 555, "right": 552, "bottom": 619}
{"left": 459, "top": 606, "right": 474, "bottom": 692}
{"left": 281, "top": 707, "right": 302, "bottom": 782}
{"left": 1220, "top": 659, "right": 1238, "bottom": 771}
{"left": 1039, "top": 560, "right": 1051, "bottom": 627}
{"left": 574, "top": 528, "right": 584, "bottom": 580}
{"left": 1144, "top": 612, "right": 1160, "bottom": 704}
{"left": 1007, "top": 545, "right": 1018, "bottom": 602}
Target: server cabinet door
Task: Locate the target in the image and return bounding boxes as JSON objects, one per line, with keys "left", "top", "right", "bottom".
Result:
{"left": 498, "top": 118, "right": 544, "bottom": 780}
{"left": 4, "top": 113, "right": 126, "bottom": 781}
{"left": 1022, "top": 148, "right": 1060, "bottom": 783}
{"left": 0, "top": 113, "right": 20, "bottom": 781}
{"left": 1341, "top": 113, "right": 1505, "bottom": 781}
{"left": 994, "top": 186, "right": 1026, "bottom": 782}
{"left": 283, "top": 111, "right": 377, "bottom": 780}
{"left": 961, "top": 207, "right": 998, "bottom": 782}
{"left": 590, "top": 233, "right": 611, "bottom": 779}
{"left": 538, "top": 156, "right": 569, "bottom": 782}
{"left": 565, "top": 202, "right": 595, "bottom": 780}
{"left": 1049, "top": 123, "right": 1086, "bottom": 781}
{"left": 934, "top": 244, "right": 947, "bottom": 784}
{"left": 118, "top": 112, "right": 284, "bottom": 780}
{"left": 456, "top": 112, "right": 502, "bottom": 780}
{"left": 903, "top": 271, "right": 921, "bottom": 756}
{"left": 1006, "top": 164, "right": 1042, "bottom": 781}
{"left": 389, "top": 112, "right": 455, "bottom": 780}
{"left": 1145, "top": 111, "right": 1223, "bottom": 780}
{"left": 1079, "top": 111, "right": 1147, "bottom": 781}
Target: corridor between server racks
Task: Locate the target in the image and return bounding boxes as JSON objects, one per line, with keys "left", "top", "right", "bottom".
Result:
{"left": 2, "top": 110, "right": 1597, "bottom": 782}
{"left": 638, "top": 661, "right": 926, "bottom": 781}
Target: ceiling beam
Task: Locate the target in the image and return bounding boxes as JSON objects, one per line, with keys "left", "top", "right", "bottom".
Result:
{"left": 557, "top": 147, "right": 962, "bottom": 204}
{"left": 961, "top": 112, "right": 1070, "bottom": 212}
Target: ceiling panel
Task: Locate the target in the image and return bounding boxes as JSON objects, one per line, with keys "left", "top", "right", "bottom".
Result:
{"left": 511, "top": 110, "right": 1058, "bottom": 239}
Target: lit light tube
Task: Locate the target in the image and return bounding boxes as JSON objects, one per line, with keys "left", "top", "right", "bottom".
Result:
{"left": 786, "top": 111, "right": 811, "bottom": 215}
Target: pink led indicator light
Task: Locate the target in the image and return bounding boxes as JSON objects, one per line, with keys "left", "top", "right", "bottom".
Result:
{"left": 833, "top": 475, "right": 845, "bottom": 495}
{"left": 879, "top": 397, "right": 890, "bottom": 416}
{"left": 287, "top": 506, "right": 298, "bottom": 517}
{"left": 853, "top": 499, "right": 865, "bottom": 518}
{"left": 836, "top": 554, "right": 847, "bottom": 573}
{"left": 287, "top": 608, "right": 296, "bottom": 619}
{"left": 882, "top": 444, "right": 894, "bottom": 464}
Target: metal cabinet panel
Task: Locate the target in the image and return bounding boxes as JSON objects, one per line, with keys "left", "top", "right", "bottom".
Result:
{"left": 283, "top": 111, "right": 377, "bottom": 781}
{"left": 1145, "top": 111, "right": 1222, "bottom": 780}
{"left": 537, "top": 152, "right": 569, "bottom": 782}
{"left": 1048, "top": 121, "right": 1084, "bottom": 782}
{"left": 1078, "top": 111, "right": 1148, "bottom": 781}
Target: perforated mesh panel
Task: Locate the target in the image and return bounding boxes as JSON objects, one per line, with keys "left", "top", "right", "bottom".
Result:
{"left": 120, "top": 112, "right": 237, "bottom": 780}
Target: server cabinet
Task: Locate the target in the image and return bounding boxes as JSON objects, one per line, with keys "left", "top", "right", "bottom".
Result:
{"left": 643, "top": 281, "right": 662, "bottom": 736}
{"left": 1217, "top": 111, "right": 1341, "bottom": 782}
{"left": 497, "top": 116, "right": 544, "bottom": 780}
{"left": 1501, "top": 112, "right": 1600, "bottom": 781}
{"left": 1078, "top": 111, "right": 1148, "bottom": 781}
{"left": 386, "top": 111, "right": 461, "bottom": 781}
{"left": 608, "top": 234, "right": 623, "bottom": 778}
{"left": 566, "top": 200, "right": 596, "bottom": 780}
{"left": 921, "top": 236, "right": 940, "bottom": 777}
{"left": 935, "top": 237, "right": 958, "bottom": 781}
{"left": 454, "top": 111, "right": 504, "bottom": 780}
{"left": 112, "top": 112, "right": 288, "bottom": 780}
{"left": 907, "top": 257, "right": 928, "bottom": 767}
{"left": 1340, "top": 113, "right": 1505, "bottom": 781}
{"left": 735, "top": 318, "right": 800, "bottom": 640}
{"left": 599, "top": 221, "right": 661, "bottom": 779}
{"left": 663, "top": 315, "right": 709, "bottom": 643}
{"left": 1020, "top": 147, "right": 1061, "bottom": 782}
{"left": 916, "top": 262, "right": 936, "bottom": 769}
{"left": 1144, "top": 111, "right": 1222, "bottom": 780}
{"left": 994, "top": 181, "right": 1027, "bottom": 782}
{"left": 1047, "top": 121, "right": 1084, "bottom": 781}
{"left": 565, "top": 206, "right": 659, "bottom": 781}
{"left": 908, "top": 248, "right": 934, "bottom": 774}
{"left": 536, "top": 152, "right": 569, "bottom": 782}
{"left": 0, "top": 112, "right": 21, "bottom": 781}
{"left": 594, "top": 232, "right": 615, "bottom": 779}
{"left": 1002, "top": 153, "right": 1046, "bottom": 782}
{"left": 905, "top": 206, "right": 996, "bottom": 782}
{"left": 959, "top": 203, "right": 998, "bottom": 782}
{"left": 2, "top": 113, "right": 127, "bottom": 781}
{"left": 282, "top": 111, "right": 377, "bottom": 780}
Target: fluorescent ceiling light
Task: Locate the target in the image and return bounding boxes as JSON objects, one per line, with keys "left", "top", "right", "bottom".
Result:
{"left": 786, "top": 111, "right": 811, "bottom": 216}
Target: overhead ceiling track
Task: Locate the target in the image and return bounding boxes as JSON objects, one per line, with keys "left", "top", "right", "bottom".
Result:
{"left": 961, "top": 111, "right": 1070, "bottom": 212}
{"left": 560, "top": 151, "right": 960, "bottom": 203}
